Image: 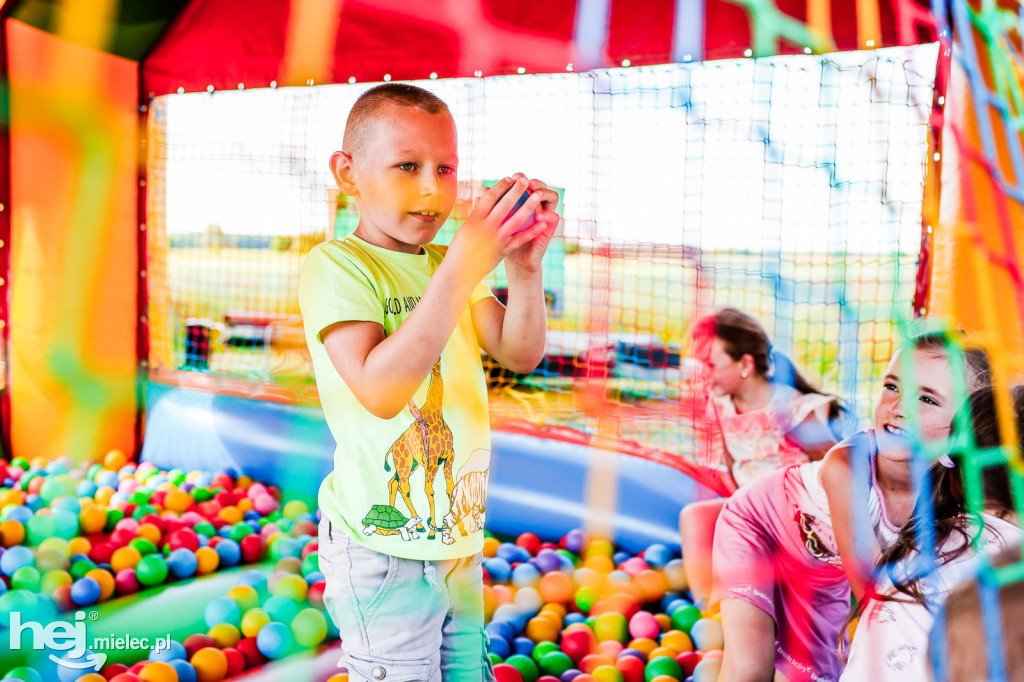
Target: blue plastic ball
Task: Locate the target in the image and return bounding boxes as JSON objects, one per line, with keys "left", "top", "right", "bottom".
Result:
{"left": 168, "top": 659, "right": 197, "bottom": 682}
{"left": 214, "top": 539, "right": 241, "bottom": 567}
{"left": 511, "top": 562, "right": 541, "bottom": 588}
{"left": 238, "top": 569, "right": 268, "bottom": 593}
{"left": 482, "top": 557, "right": 511, "bottom": 583}
{"left": 512, "top": 636, "right": 534, "bottom": 656}
{"left": 496, "top": 542, "right": 530, "bottom": 564}
{"left": 149, "top": 638, "right": 187, "bottom": 662}
{"left": 487, "top": 633, "right": 510, "bottom": 658}
{"left": 256, "top": 621, "right": 294, "bottom": 659}
{"left": 70, "top": 577, "right": 101, "bottom": 606}
{"left": 0, "top": 546, "right": 34, "bottom": 576}
{"left": 204, "top": 596, "right": 241, "bottom": 628}
{"left": 166, "top": 548, "right": 198, "bottom": 579}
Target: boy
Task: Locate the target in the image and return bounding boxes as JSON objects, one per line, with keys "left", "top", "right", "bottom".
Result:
{"left": 298, "top": 83, "right": 559, "bottom": 681}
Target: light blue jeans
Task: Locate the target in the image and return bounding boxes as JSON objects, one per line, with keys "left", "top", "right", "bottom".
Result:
{"left": 318, "top": 518, "right": 495, "bottom": 682}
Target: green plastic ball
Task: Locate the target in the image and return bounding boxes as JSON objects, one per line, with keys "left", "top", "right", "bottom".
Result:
{"left": 670, "top": 603, "right": 701, "bottom": 634}
{"left": 644, "top": 656, "right": 683, "bottom": 681}
{"left": 136, "top": 553, "right": 168, "bottom": 587}
{"left": 69, "top": 559, "right": 97, "bottom": 581}
{"left": 4, "top": 666, "right": 43, "bottom": 682}
{"left": 539, "top": 650, "right": 574, "bottom": 676}
{"left": 504, "top": 654, "right": 539, "bottom": 682}
{"left": 291, "top": 608, "right": 328, "bottom": 647}
{"left": 26, "top": 515, "right": 55, "bottom": 545}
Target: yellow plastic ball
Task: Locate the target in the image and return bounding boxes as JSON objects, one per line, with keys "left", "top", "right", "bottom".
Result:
{"left": 208, "top": 622, "right": 242, "bottom": 648}
{"left": 591, "top": 665, "right": 624, "bottom": 682}
{"left": 241, "top": 608, "right": 271, "bottom": 638}
{"left": 583, "top": 555, "right": 615, "bottom": 574}
{"left": 227, "top": 585, "right": 260, "bottom": 612}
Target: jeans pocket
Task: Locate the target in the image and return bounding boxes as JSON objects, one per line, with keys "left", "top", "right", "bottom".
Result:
{"left": 345, "top": 652, "right": 432, "bottom": 681}
{"left": 345, "top": 540, "right": 397, "bottom": 619}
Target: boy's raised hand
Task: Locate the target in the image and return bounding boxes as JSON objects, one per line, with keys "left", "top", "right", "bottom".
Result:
{"left": 447, "top": 175, "right": 552, "bottom": 282}
{"left": 504, "top": 176, "right": 560, "bottom": 274}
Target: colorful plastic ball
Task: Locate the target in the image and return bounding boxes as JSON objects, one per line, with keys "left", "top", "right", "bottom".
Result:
{"left": 3, "top": 667, "right": 43, "bottom": 682}
{"left": 11, "top": 565, "right": 41, "bottom": 593}
{"left": 70, "top": 576, "right": 101, "bottom": 606}
{"left": 190, "top": 646, "right": 228, "bottom": 682}
{"left": 138, "top": 661, "right": 178, "bottom": 682}
{"left": 494, "top": 664, "right": 525, "bottom": 682}
{"left": 674, "top": 651, "right": 701, "bottom": 677}
{"left": 85, "top": 568, "right": 115, "bottom": 601}
{"left": 691, "top": 656, "right": 721, "bottom": 682}
{"left": 115, "top": 568, "right": 141, "bottom": 595}
{"left": 76, "top": 675, "right": 107, "bottom": 682}
{"left": 658, "top": 630, "right": 692, "bottom": 655}
{"left": 643, "top": 656, "right": 682, "bottom": 681}
{"left": 221, "top": 647, "right": 245, "bottom": 676}
{"left": 213, "top": 539, "right": 241, "bottom": 567}
{"left": 167, "top": 548, "right": 198, "bottom": 580}
{"left": 0, "top": 519, "right": 26, "bottom": 548}
{"left": 239, "top": 534, "right": 265, "bottom": 563}
{"left": 505, "top": 654, "right": 540, "bottom": 682}
{"left": 263, "top": 595, "right": 300, "bottom": 623}
{"left": 236, "top": 636, "right": 267, "bottom": 668}
{"left": 241, "top": 607, "right": 272, "bottom": 638}
{"left": 540, "top": 651, "right": 575, "bottom": 677}
{"left": 149, "top": 638, "right": 187, "bottom": 662}
{"left": 281, "top": 500, "right": 308, "bottom": 520}
{"left": 205, "top": 596, "right": 242, "bottom": 628}
{"left": 488, "top": 633, "right": 511, "bottom": 658}
{"left": 574, "top": 586, "right": 600, "bottom": 614}
{"left": 661, "top": 559, "right": 688, "bottom": 592}
{"left": 194, "top": 547, "right": 219, "bottom": 574}
{"left": 183, "top": 634, "right": 217, "bottom": 659}
{"left": 307, "top": 580, "right": 326, "bottom": 609}
{"left": 627, "top": 611, "right": 660, "bottom": 641}
{"left": 525, "top": 615, "right": 561, "bottom": 644}
{"left": 563, "top": 529, "right": 589, "bottom": 554}
{"left": 516, "top": 532, "right": 542, "bottom": 555}
{"left": 256, "top": 621, "right": 294, "bottom": 659}
{"left": 561, "top": 626, "right": 596, "bottom": 664}
{"left": 291, "top": 607, "right": 328, "bottom": 647}
{"left": 136, "top": 554, "right": 169, "bottom": 587}
{"left": 689, "top": 618, "right": 724, "bottom": 651}
{"left": 224, "top": 584, "right": 259, "bottom": 613}
{"left": 271, "top": 574, "right": 308, "bottom": 601}
{"left": 208, "top": 622, "right": 242, "bottom": 648}
{"left": 590, "top": 665, "right": 623, "bottom": 682}
{"left": 0, "top": 545, "right": 34, "bottom": 575}
{"left": 593, "top": 612, "right": 629, "bottom": 644}
{"left": 669, "top": 603, "right": 701, "bottom": 634}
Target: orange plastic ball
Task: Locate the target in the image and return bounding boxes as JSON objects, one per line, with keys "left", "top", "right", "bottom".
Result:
{"left": 68, "top": 536, "right": 91, "bottom": 556}
{"left": 658, "top": 630, "right": 693, "bottom": 654}
{"left": 195, "top": 547, "right": 220, "bottom": 575}
{"left": 491, "top": 584, "right": 512, "bottom": 607}
{"left": 0, "top": 520, "right": 25, "bottom": 547}
{"left": 218, "top": 506, "right": 243, "bottom": 525}
{"left": 633, "top": 569, "right": 667, "bottom": 602}
{"left": 236, "top": 498, "right": 254, "bottom": 513}
{"left": 162, "top": 490, "right": 192, "bottom": 513}
{"left": 326, "top": 675, "right": 349, "bottom": 682}
{"left": 627, "top": 637, "right": 658, "bottom": 656}
{"left": 584, "top": 555, "right": 615, "bottom": 574}
{"left": 525, "top": 615, "right": 561, "bottom": 643}
{"left": 139, "top": 661, "right": 178, "bottom": 682}
{"left": 111, "top": 547, "right": 143, "bottom": 573}
{"left": 136, "top": 523, "right": 163, "bottom": 547}
{"left": 77, "top": 675, "right": 108, "bottom": 682}
{"left": 78, "top": 506, "right": 107, "bottom": 535}
{"left": 654, "top": 613, "right": 671, "bottom": 632}
{"left": 190, "top": 646, "right": 228, "bottom": 682}
{"left": 482, "top": 536, "right": 501, "bottom": 558}
{"left": 538, "top": 571, "right": 574, "bottom": 604}
{"left": 541, "top": 602, "right": 567, "bottom": 619}
{"left": 85, "top": 569, "right": 116, "bottom": 602}
{"left": 104, "top": 449, "right": 129, "bottom": 470}
{"left": 94, "top": 486, "right": 116, "bottom": 506}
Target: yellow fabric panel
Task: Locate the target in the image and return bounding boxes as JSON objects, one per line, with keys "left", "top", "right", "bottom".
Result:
{"left": 8, "top": 19, "right": 139, "bottom": 461}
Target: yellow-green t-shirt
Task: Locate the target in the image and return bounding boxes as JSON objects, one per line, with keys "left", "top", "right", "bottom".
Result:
{"left": 298, "top": 236, "right": 493, "bottom": 560}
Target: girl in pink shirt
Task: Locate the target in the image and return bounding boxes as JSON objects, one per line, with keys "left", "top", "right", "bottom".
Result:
{"left": 680, "top": 307, "right": 846, "bottom": 605}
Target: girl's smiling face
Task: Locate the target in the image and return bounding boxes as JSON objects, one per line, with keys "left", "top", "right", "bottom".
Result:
{"left": 874, "top": 347, "right": 957, "bottom": 452}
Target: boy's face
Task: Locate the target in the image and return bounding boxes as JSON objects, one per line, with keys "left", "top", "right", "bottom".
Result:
{"left": 335, "top": 104, "right": 458, "bottom": 254}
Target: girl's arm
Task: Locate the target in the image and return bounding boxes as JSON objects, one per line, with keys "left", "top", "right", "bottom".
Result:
{"left": 821, "top": 441, "right": 881, "bottom": 601}
{"left": 787, "top": 396, "right": 840, "bottom": 462}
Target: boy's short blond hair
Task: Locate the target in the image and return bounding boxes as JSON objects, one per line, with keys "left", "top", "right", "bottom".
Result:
{"left": 934, "top": 545, "right": 1024, "bottom": 681}
{"left": 343, "top": 83, "right": 451, "bottom": 159}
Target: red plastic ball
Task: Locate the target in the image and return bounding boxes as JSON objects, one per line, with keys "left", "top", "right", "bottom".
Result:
{"left": 307, "top": 581, "right": 326, "bottom": 609}
{"left": 167, "top": 528, "right": 199, "bottom": 552}
{"left": 300, "top": 541, "right": 318, "bottom": 559}
{"left": 108, "top": 674, "right": 142, "bottom": 682}
{"left": 128, "top": 661, "right": 146, "bottom": 674}
{"left": 562, "top": 627, "right": 597, "bottom": 663}
{"left": 89, "top": 542, "right": 115, "bottom": 565}
{"left": 183, "top": 633, "right": 217, "bottom": 659}
{"left": 101, "top": 663, "right": 129, "bottom": 679}
{"left": 53, "top": 584, "right": 75, "bottom": 611}
{"left": 515, "top": 532, "right": 542, "bottom": 555}
{"left": 114, "top": 569, "right": 140, "bottom": 596}
{"left": 493, "top": 663, "right": 524, "bottom": 682}
{"left": 222, "top": 647, "right": 246, "bottom": 676}
{"left": 235, "top": 637, "right": 267, "bottom": 668}
{"left": 676, "top": 651, "right": 702, "bottom": 677}
{"left": 239, "top": 535, "right": 265, "bottom": 563}
{"left": 109, "top": 528, "right": 135, "bottom": 548}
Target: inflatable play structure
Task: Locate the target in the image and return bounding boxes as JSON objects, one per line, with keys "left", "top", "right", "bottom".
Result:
{"left": 3, "top": 0, "right": 1024, "bottom": 680}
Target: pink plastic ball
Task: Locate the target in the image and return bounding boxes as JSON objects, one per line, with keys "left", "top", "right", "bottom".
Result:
{"left": 618, "top": 557, "right": 649, "bottom": 577}
{"left": 253, "top": 494, "right": 279, "bottom": 516}
{"left": 628, "top": 611, "right": 660, "bottom": 640}
{"left": 115, "top": 568, "right": 141, "bottom": 595}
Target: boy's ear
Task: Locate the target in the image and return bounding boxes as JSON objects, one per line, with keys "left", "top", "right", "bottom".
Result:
{"left": 329, "top": 151, "right": 358, "bottom": 196}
